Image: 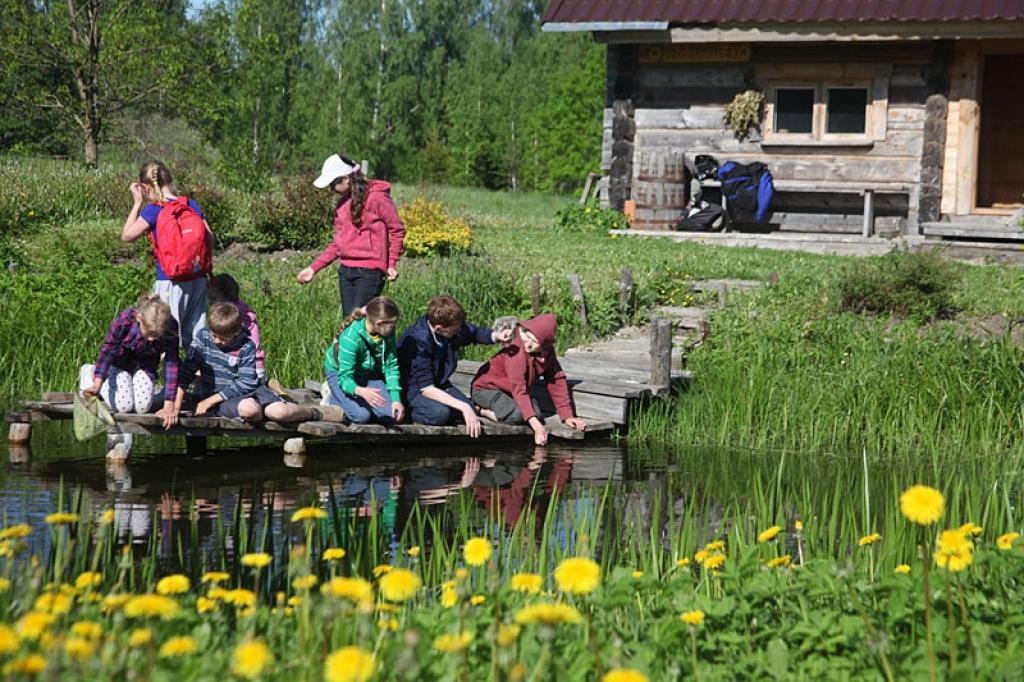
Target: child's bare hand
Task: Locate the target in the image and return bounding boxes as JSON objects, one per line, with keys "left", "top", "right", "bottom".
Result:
{"left": 195, "top": 397, "right": 217, "bottom": 416}
{"left": 386, "top": 267, "right": 399, "bottom": 281}
{"left": 391, "top": 401, "right": 405, "bottom": 422}
{"left": 564, "top": 417, "right": 587, "bottom": 431}
{"left": 129, "top": 182, "right": 146, "bottom": 204}
{"left": 531, "top": 422, "right": 548, "bottom": 446}
{"left": 82, "top": 378, "right": 102, "bottom": 397}
{"left": 156, "top": 404, "right": 179, "bottom": 429}
{"left": 296, "top": 267, "right": 315, "bottom": 284}
{"left": 462, "top": 407, "right": 482, "bottom": 438}
{"left": 492, "top": 328, "right": 514, "bottom": 344}
{"left": 356, "top": 386, "right": 386, "bottom": 407}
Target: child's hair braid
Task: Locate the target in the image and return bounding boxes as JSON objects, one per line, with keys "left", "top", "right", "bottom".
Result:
{"left": 138, "top": 160, "right": 178, "bottom": 203}
{"left": 135, "top": 292, "right": 171, "bottom": 336}
{"left": 332, "top": 296, "right": 401, "bottom": 365}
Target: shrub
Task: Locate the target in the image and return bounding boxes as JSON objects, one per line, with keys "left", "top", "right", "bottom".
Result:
{"left": 399, "top": 197, "right": 473, "bottom": 257}
{"left": 553, "top": 201, "right": 627, "bottom": 233}
{"left": 835, "top": 249, "right": 958, "bottom": 321}
{"left": 246, "top": 174, "right": 335, "bottom": 250}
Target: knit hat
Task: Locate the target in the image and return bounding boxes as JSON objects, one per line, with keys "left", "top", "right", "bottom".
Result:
{"left": 313, "top": 154, "right": 360, "bottom": 188}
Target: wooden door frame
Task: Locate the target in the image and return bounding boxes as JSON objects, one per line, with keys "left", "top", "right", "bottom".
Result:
{"left": 942, "top": 40, "right": 1024, "bottom": 216}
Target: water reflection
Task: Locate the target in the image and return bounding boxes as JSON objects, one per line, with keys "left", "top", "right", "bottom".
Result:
{"left": 0, "top": 438, "right": 626, "bottom": 565}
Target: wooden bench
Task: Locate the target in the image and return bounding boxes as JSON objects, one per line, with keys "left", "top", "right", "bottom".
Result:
{"left": 686, "top": 154, "right": 911, "bottom": 237}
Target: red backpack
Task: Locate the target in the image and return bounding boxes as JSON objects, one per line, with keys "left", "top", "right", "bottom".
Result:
{"left": 150, "top": 197, "right": 213, "bottom": 281}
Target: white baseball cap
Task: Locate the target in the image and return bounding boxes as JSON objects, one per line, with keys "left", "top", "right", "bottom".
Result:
{"left": 313, "top": 154, "right": 360, "bottom": 188}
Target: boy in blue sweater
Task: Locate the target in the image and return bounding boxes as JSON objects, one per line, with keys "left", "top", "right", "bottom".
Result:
{"left": 171, "top": 303, "right": 337, "bottom": 423}
{"left": 397, "top": 296, "right": 512, "bottom": 437}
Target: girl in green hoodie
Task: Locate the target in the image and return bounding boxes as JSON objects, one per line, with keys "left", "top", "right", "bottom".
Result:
{"left": 324, "top": 296, "right": 405, "bottom": 424}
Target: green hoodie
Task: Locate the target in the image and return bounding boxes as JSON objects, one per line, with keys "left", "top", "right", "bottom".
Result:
{"left": 324, "top": 318, "right": 401, "bottom": 401}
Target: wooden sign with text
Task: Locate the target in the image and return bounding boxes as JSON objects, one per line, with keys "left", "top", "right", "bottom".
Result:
{"left": 639, "top": 44, "right": 752, "bottom": 64}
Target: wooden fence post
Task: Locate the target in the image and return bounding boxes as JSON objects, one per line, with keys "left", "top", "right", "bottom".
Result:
{"left": 530, "top": 275, "right": 542, "bottom": 315}
{"left": 619, "top": 268, "right": 633, "bottom": 323}
{"left": 567, "top": 274, "right": 588, "bottom": 328}
{"left": 649, "top": 318, "right": 672, "bottom": 390}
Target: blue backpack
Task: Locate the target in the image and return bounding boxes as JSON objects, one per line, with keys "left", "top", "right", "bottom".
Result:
{"left": 717, "top": 161, "right": 774, "bottom": 223}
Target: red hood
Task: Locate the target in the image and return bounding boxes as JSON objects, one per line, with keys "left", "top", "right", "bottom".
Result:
{"left": 368, "top": 179, "right": 392, "bottom": 195}
{"left": 520, "top": 313, "right": 557, "bottom": 349}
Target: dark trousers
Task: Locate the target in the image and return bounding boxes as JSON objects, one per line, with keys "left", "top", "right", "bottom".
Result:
{"left": 408, "top": 385, "right": 472, "bottom": 426}
{"left": 338, "top": 265, "right": 385, "bottom": 317}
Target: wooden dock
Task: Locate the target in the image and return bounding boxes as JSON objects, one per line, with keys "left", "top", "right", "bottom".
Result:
{"left": 5, "top": 330, "right": 689, "bottom": 459}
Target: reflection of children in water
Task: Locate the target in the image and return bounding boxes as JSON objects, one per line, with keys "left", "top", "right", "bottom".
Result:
{"left": 331, "top": 476, "right": 401, "bottom": 551}
{"left": 472, "top": 447, "right": 574, "bottom": 535}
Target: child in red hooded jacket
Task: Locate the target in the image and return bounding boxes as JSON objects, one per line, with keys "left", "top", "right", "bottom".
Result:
{"left": 471, "top": 313, "right": 587, "bottom": 445}
{"left": 296, "top": 154, "right": 406, "bottom": 316}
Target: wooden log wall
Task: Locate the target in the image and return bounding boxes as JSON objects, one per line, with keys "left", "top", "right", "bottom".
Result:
{"left": 604, "top": 42, "right": 943, "bottom": 233}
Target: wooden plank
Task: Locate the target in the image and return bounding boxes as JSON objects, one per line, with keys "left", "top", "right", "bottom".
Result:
{"left": 954, "top": 43, "right": 981, "bottom": 215}
{"left": 41, "top": 392, "right": 74, "bottom": 403}
{"left": 920, "top": 224, "right": 1024, "bottom": 241}
{"left": 447, "top": 371, "right": 632, "bottom": 422}
{"left": 453, "top": 359, "right": 673, "bottom": 399}
{"left": 567, "top": 274, "right": 588, "bottom": 328}
{"left": 636, "top": 64, "right": 748, "bottom": 90}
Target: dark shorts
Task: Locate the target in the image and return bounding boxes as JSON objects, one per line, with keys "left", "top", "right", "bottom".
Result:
{"left": 217, "top": 386, "right": 282, "bottom": 419}
{"left": 471, "top": 387, "right": 541, "bottom": 424}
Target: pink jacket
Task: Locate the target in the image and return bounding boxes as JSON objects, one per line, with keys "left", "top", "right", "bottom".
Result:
{"left": 309, "top": 180, "right": 405, "bottom": 274}
{"left": 471, "top": 313, "right": 574, "bottom": 422}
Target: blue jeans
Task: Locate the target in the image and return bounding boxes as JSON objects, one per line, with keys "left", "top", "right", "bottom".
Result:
{"left": 338, "top": 265, "right": 385, "bottom": 317}
{"left": 408, "top": 385, "right": 472, "bottom": 426}
{"left": 327, "top": 375, "right": 394, "bottom": 425}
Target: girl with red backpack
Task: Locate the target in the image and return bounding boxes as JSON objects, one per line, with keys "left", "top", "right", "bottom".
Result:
{"left": 121, "top": 161, "right": 213, "bottom": 351}
{"left": 296, "top": 154, "right": 405, "bottom": 316}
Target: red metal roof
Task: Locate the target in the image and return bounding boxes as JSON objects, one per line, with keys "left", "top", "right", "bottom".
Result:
{"left": 542, "top": 0, "right": 1024, "bottom": 25}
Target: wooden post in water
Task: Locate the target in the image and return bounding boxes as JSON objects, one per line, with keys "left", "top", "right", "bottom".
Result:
{"left": 530, "top": 275, "right": 542, "bottom": 315}
{"left": 105, "top": 433, "right": 132, "bottom": 462}
{"left": 619, "top": 268, "right": 633, "bottom": 323}
{"left": 8, "top": 423, "right": 31, "bottom": 445}
{"left": 567, "top": 274, "right": 588, "bottom": 328}
{"left": 7, "top": 444, "right": 30, "bottom": 464}
{"left": 649, "top": 318, "right": 673, "bottom": 391}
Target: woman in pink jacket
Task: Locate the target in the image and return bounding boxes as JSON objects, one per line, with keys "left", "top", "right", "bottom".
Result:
{"left": 296, "top": 154, "right": 406, "bottom": 315}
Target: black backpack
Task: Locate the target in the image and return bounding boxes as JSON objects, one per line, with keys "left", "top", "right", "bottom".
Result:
{"left": 694, "top": 155, "right": 719, "bottom": 182}
{"left": 676, "top": 199, "right": 724, "bottom": 232}
{"left": 717, "top": 161, "right": 774, "bottom": 223}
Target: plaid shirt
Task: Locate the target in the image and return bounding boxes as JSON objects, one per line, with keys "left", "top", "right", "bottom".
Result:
{"left": 93, "top": 308, "right": 180, "bottom": 400}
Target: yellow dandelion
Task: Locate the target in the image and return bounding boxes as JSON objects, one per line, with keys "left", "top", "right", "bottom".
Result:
{"left": 3, "top": 654, "right": 47, "bottom": 675}
{"left": 631, "top": 570, "right": 644, "bottom": 578}
{"left": 514, "top": 602, "right": 583, "bottom": 625}
{"left": 372, "top": 564, "right": 392, "bottom": 577}
{"left": 379, "top": 568, "right": 421, "bottom": 602}
{"left": 766, "top": 555, "right": 792, "bottom": 569}
{"left": 159, "top": 635, "right": 198, "bottom": 658}
{"left": 321, "top": 577, "right": 373, "bottom": 603}
{"left": 292, "top": 575, "right": 318, "bottom": 590}
{"left": 290, "top": 506, "right": 327, "bottom": 523}
{"left": 197, "top": 597, "right": 217, "bottom": 614}
{"left": 900, "top": 485, "right": 945, "bottom": 525}
{"left": 222, "top": 589, "right": 257, "bottom": 609}
{"left": 0, "top": 624, "right": 19, "bottom": 655}
{"left": 0, "top": 524, "right": 32, "bottom": 540}
{"left": 239, "top": 605, "right": 257, "bottom": 618}
{"left": 675, "top": 557, "right": 691, "bottom": 568}
{"left": 680, "top": 610, "right": 705, "bottom": 626}
{"left": 101, "top": 593, "right": 132, "bottom": 612}
{"left": 323, "top": 548, "right": 346, "bottom": 561}
{"left": 937, "top": 529, "right": 972, "bottom": 553}
{"left": 377, "top": 617, "right": 398, "bottom": 631}
{"left": 959, "top": 522, "right": 983, "bottom": 536}
{"left": 74, "top": 571, "right": 102, "bottom": 590}
{"left": 33, "top": 592, "right": 72, "bottom": 614}
{"left": 455, "top": 567, "right": 469, "bottom": 580}
{"left": 441, "top": 586, "right": 458, "bottom": 608}
{"left": 702, "top": 554, "right": 726, "bottom": 570}
{"left": 0, "top": 577, "right": 9, "bottom": 593}
{"left": 14, "top": 612, "right": 53, "bottom": 640}
{"left": 433, "top": 631, "right": 473, "bottom": 653}
{"left": 497, "top": 623, "right": 521, "bottom": 647}
{"left": 470, "top": 595, "right": 486, "bottom": 606}
{"left": 407, "top": 545, "right": 421, "bottom": 558}
{"left": 858, "top": 533, "right": 882, "bottom": 547}
{"left": 553, "top": 557, "right": 601, "bottom": 595}
{"left": 99, "top": 509, "right": 115, "bottom": 525}
{"left": 64, "top": 636, "right": 97, "bottom": 661}
{"left": 935, "top": 544, "right": 973, "bottom": 572}
{"left": 510, "top": 572, "right": 543, "bottom": 594}
{"left": 603, "top": 669, "right": 649, "bottom": 682}
{"left": 288, "top": 596, "right": 302, "bottom": 607}
{"left": 44, "top": 512, "right": 79, "bottom": 525}
{"left": 156, "top": 574, "right": 190, "bottom": 595}
{"left": 201, "top": 571, "right": 230, "bottom": 584}
{"left": 232, "top": 639, "right": 273, "bottom": 679}
{"left": 794, "top": 519, "right": 804, "bottom": 532}
{"left": 123, "top": 594, "right": 180, "bottom": 619}
{"left": 703, "top": 540, "right": 725, "bottom": 552}
{"left": 997, "top": 532, "right": 1019, "bottom": 550}
{"left": 70, "top": 621, "right": 102, "bottom": 639}
{"left": 128, "top": 628, "right": 152, "bottom": 648}
{"left": 463, "top": 537, "right": 492, "bottom": 566}
{"left": 758, "top": 525, "right": 782, "bottom": 543}
{"left": 240, "top": 553, "right": 271, "bottom": 569}
{"left": 324, "top": 646, "right": 376, "bottom": 682}
{"left": 895, "top": 564, "right": 911, "bottom": 574}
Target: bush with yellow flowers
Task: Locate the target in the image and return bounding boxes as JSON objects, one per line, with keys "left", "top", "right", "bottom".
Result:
{"left": 398, "top": 197, "right": 474, "bottom": 258}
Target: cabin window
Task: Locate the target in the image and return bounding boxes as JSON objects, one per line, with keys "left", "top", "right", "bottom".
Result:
{"left": 764, "top": 82, "right": 875, "bottom": 143}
